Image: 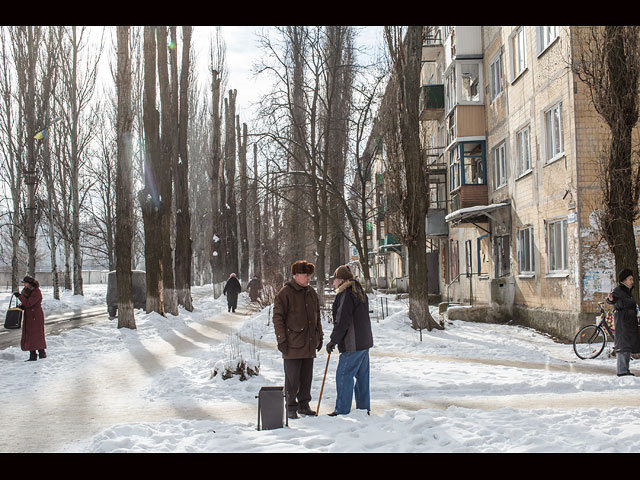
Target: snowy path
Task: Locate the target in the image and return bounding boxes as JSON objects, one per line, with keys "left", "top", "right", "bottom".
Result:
{"left": 0, "top": 307, "right": 255, "bottom": 453}
{"left": 3, "top": 286, "right": 640, "bottom": 452}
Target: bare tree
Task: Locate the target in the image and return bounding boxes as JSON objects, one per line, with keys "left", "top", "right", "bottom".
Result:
{"left": 175, "top": 25, "right": 193, "bottom": 311}
{"left": 383, "top": 26, "right": 442, "bottom": 332}
{"left": 115, "top": 25, "right": 136, "bottom": 329}
{"left": 140, "top": 25, "right": 165, "bottom": 315}
{"left": 572, "top": 26, "right": 640, "bottom": 302}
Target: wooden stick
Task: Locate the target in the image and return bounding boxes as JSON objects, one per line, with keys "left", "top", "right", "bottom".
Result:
{"left": 316, "top": 353, "right": 331, "bottom": 416}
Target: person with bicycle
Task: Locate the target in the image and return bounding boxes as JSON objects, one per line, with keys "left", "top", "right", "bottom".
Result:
{"left": 607, "top": 268, "right": 640, "bottom": 376}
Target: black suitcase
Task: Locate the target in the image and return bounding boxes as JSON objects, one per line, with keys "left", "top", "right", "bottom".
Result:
{"left": 4, "top": 295, "right": 22, "bottom": 330}
{"left": 256, "top": 386, "right": 287, "bottom": 430}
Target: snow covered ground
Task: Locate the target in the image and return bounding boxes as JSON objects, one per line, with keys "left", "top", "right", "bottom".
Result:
{"left": 2, "top": 284, "right": 640, "bottom": 452}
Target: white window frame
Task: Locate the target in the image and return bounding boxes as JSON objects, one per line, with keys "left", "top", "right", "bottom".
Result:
{"left": 493, "top": 142, "right": 507, "bottom": 190}
{"left": 517, "top": 226, "right": 535, "bottom": 276}
{"left": 516, "top": 126, "right": 531, "bottom": 176}
{"left": 489, "top": 53, "right": 504, "bottom": 101}
{"left": 537, "top": 26, "right": 558, "bottom": 55}
{"left": 510, "top": 27, "right": 527, "bottom": 81}
{"left": 544, "top": 102, "right": 564, "bottom": 163}
{"left": 547, "top": 218, "right": 569, "bottom": 274}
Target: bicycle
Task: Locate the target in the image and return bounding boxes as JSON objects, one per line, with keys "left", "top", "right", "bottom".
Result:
{"left": 573, "top": 301, "right": 615, "bottom": 360}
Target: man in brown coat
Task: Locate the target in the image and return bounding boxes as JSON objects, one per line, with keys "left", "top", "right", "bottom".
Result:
{"left": 273, "top": 260, "right": 323, "bottom": 419}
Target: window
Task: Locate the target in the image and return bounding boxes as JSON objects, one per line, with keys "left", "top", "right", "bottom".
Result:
{"left": 547, "top": 218, "right": 568, "bottom": 273}
{"left": 450, "top": 239, "right": 460, "bottom": 280}
{"left": 537, "top": 26, "right": 558, "bottom": 54}
{"left": 493, "top": 142, "right": 507, "bottom": 189}
{"left": 517, "top": 226, "right": 535, "bottom": 275}
{"left": 449, "top": 146, "right": 461, "bottom": 191}
{"left": 516, "top": 126, "right": 531, "bottom": 175}
{"left": 489, "top": 53, "right": 504, "bottom": 101}
{"left": 544, "top": 102, "right": 564, "bottom": 162}
{"left": 494, "top": 235, "right": 510, "bottom": 277}
{"left": 445, "top": 67, "right": 456, "bottom": 113}
{"left": 462, "top": 142, "right": 486, "bottom": 185}
{"left": 510, "top": 27, "right": 527, "bottom": 80}
{"left": 459, "top": 63, "right": 480, "bottom": 103}
{"left": 429, "top": 174, "right": 447, "bottom": 209}
{"left": 465, "top": 240, "right": 473, "bottom": 277}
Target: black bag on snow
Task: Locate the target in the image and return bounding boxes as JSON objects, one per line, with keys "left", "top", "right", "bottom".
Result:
{"left": 4, "top": 295, "right": 23, "bottom": 329}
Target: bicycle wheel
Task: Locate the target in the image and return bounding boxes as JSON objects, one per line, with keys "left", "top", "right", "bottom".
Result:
{"left": 573, "top": 325, "right": 607, "bottom": 359}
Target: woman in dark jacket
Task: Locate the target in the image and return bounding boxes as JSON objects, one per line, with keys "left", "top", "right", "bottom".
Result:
{"left": 607, "top": 268, "right": 640, "bottom": 376}
{"left": 326, "top": 265, "right": 373, "bottom": 416}
{"left": 223, "top": 273, "right": 242, "bottom": 312}
{"left": 16, "top": 275, "right": 46, "bottom": 361}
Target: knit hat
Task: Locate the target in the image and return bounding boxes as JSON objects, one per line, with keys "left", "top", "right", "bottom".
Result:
{"left": 291, "top": 260, "right": 315, "bottom": 276}
{"left": 333, "top": 265, "right": 354, "bottom": 281}
{"left": 619, "top": 268, "right": 634, "bottom": 283}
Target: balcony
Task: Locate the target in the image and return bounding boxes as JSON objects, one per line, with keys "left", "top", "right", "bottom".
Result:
{"left": 422, "top": 27, "right": 443, "bottom": 62}
{"left": 449, "top": 185, "right": 489, "bottom": 212}
{"left": 419, "top": 84, "right": 445, "bottom": 121}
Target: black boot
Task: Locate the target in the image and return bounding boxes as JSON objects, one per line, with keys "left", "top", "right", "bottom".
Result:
{"left": 26, "top": 351, "right": 37, "bottom": 362}
{"left": 38, "top": 350, "right": 46, "bottom": 359}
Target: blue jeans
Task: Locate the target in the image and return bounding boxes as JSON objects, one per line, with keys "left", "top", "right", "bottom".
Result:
{"left": 333, "top": 349, "right": 370, "bottom": 415}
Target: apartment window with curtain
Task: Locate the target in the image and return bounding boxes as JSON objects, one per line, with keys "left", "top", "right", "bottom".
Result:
{"left": 510, "top": 27, "right": 527, "bottom": 80}
{"left": 493, "top": 142, "right": 507, "bottom": 189}
{"left": 489, "top": 53, "right": 504, "bottom": 101}
{"left": 517, "top": 226, "right": 535, "bottom": 275}
{"left": 544, "top": 102, "right": 564, "bottom": 162}
{"left": 537, "top": 26, "right": 558, "bottom": 54}
{"left": 516, "top": 126, "right": 531, "bottom": 176}
{"left": 547, "top": 218, "right": 569, "bottom": 273}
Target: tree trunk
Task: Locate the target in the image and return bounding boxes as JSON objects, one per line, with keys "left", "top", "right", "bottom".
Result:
{"left": 237, "top": 119, "right": 249, "bottom": 283}
{"left": 140, "top": 25, "right": 164, "bottom": 315}
{"left": 224, "top": 91, "right": 239, "bottom": 276}
{"left": 175, "top": 25, "right": 193, "bottom": 311}
{"left": 116, "top": 25, "right": 136, "bottom": 329}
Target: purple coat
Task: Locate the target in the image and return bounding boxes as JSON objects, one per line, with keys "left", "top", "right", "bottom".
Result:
{"left": 18, "top": 286, "right": 46, "bottom": 352}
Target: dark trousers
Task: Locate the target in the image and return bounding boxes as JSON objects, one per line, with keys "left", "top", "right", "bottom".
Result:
{"left": 283, "top": 358, "right": 314, "bottom": 412}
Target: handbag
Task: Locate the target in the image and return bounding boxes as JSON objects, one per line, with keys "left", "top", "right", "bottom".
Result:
{"left": 4, "top": 295, "right": 23, "bottom": 329}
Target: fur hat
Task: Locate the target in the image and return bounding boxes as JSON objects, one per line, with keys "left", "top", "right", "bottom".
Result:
{"left": 333, "top": 265, "right": 354, "bottom": 281}
{"left": 619, "top": 268, "right": 634, "bottom": 283}
{"left": 291, "top": 260, "right": 315, "bottom": 276}
{"left": 22, "top": 275, "right": 39, "bottom": 287}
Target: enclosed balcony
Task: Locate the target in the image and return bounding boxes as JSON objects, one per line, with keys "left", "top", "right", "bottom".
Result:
{"left": 448, "top": 140, "right": 488, "bottom": 210}
{"left": 419, "top": 84, "right": 445, "bottom": 121}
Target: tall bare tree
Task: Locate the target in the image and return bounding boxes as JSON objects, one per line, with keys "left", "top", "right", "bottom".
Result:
{"left": 383, "top": 25, "right": 442, "bottom": 332}
{"left": 140, "top": 25, "right": 165, "bottom": 315}
{"left": 115, "top": 25, "right": 136, "bottom": 329}
{"left": 572, "top": 26, "right": 640, "bottom": 302}
{"left": 175, "top": 25, "right": 193, "bottom": 311}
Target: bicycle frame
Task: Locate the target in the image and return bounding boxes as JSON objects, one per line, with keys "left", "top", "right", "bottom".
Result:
{"left": 597, "top": 302, "right": 615, "bottom": 340}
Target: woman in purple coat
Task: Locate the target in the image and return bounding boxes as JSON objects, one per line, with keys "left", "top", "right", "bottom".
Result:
{"left": 16, "top": 276, "right": 47, "bottom": 361}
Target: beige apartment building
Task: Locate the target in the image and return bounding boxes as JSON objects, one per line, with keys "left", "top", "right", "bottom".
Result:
{"left": 366, "top": 26, "right": 635, "bottom": 341}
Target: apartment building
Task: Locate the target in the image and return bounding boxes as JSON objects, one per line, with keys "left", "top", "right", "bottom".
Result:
{"left": 364, "top": 26, "right": 629, "bottom": 341}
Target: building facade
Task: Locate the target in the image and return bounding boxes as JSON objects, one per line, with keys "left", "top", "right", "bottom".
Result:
{"left": 366, "top": 26, "right": 633, "bottom": 341}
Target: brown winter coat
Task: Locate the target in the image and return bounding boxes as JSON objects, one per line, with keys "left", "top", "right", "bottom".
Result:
{"left": 273, "top": 279, "right": 323, "bottom": 359}
{"left": 18, "top": 286, "right": 46, "bottom": 352}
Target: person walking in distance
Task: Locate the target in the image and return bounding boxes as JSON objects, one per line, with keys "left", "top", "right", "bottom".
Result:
{"left": 325, "top": 265, "right": 373, "bottom": 416}
{"left": 272, "top": 260, "right": 323, "bottom": 419}
{"left": 223, "top": 273, "right": 242, "bottom": 313}
{"left": 607, "top": 268, "right": 640, "bottom": 376}
{"left": 16, "top": 275, "right": 47, "bottom": 362}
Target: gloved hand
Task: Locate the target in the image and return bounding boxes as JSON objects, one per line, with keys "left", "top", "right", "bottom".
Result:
{"left": 13, "top": 292, "right": 20, "bottom": 298}
{"left": 277, "top": 342, "right": 288, "bottom": 355}
{"left": 326, "top": 341, "right": 336, "bottom": 354}
{"left": 316, "top": 339, "right": 323, "bottom": 352}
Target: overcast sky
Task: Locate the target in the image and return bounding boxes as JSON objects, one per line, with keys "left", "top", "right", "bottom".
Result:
{"left": 190, "top": 26, "right": 385, "bottom": 124}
